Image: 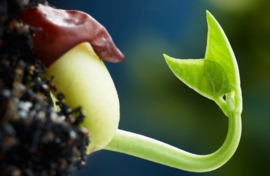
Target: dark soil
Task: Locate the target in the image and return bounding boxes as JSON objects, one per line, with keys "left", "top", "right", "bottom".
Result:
{"left": 0, "top": 1, "right": 89, "bottom": 175}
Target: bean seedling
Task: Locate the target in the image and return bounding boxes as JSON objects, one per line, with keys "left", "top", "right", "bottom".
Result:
{"left": 32, "top": 5, "right": 242, "bottom": 173}
{"left": 2, "top": 1, "right": 242, "bottom": 174}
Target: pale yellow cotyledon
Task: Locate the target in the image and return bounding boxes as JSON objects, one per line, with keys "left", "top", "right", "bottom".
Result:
{"left": 44, "top": 42, "right": 119, "bottom": 154}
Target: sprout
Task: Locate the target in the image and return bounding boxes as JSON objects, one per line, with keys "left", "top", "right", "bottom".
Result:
{"left": 19, "top": 3, "right": 242, "bottom": 173}
{"left": 105, "top": 12, "right": 242, "bottom": 172}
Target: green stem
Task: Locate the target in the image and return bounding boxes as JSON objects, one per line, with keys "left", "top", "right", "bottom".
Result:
{"left": 105, "top": 112, "right": 241, "bottom": 172}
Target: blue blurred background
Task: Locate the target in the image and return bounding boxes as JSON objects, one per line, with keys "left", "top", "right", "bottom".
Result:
{"left": 53, "top": 0, "right": 269, "bottom": 175}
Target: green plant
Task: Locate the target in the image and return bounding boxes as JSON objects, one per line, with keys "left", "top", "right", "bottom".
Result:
{"left": 22, "top": 4, "right": 242, "bottom": 172}
{"left": 104, "top": 11, "right": 242, "bottom": 172}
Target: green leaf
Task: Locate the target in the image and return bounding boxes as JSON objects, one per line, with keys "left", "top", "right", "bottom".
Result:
{"left": 164, "top": 11, "right": 240, "bottom": 101}
{"left": 205, "top": 11, "right": 240, "bottom": 90}
{"left": 164, "top": 57, "right": 229, "bottom": 100}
